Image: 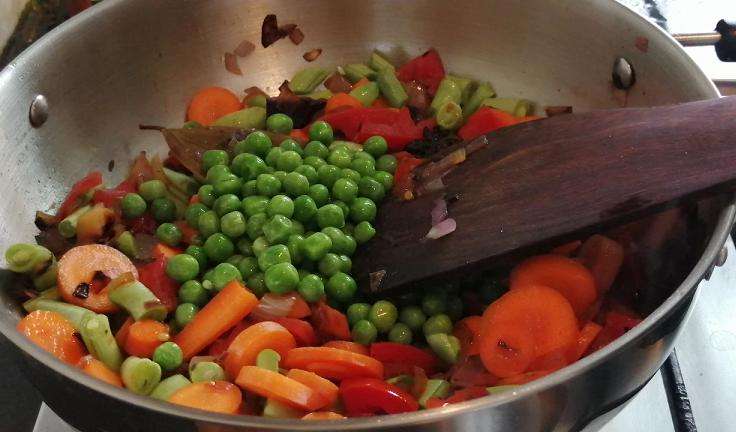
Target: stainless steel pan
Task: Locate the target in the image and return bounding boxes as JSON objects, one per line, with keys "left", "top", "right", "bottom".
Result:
{"left": 0, "top": 0, "right": 732, "bottom": 431}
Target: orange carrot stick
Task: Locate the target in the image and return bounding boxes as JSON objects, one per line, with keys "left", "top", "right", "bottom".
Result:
{"left": 222, "top": 321, "right": 296, "bottom": 378}
{"left": 235, "top": 366, "right": 325, "bottom": 411}
{"left": 123, "top": 320, "right": 169, "bottom": 358}
{"left": 286, "top": 369, "right": 339, "bottom": 408}
{"left": 282, "top": 347, "right": 384, "bottom": 380}
{"left": 17, "top": 310, "right": 87, "bottom": 365}
{"left": 78, "top": 355, "right": 123, "bottom": 387}
{"left": 169, "top": 381, "right": 242, "bottom": 414}
{"left": 322, "top": 340, "right": 369, "bottom": 356}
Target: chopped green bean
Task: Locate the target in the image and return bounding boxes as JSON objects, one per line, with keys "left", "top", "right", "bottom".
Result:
{"left": 369, "top": 52, "right": 395, "bottom": 72}
{"left": 343, "top": 63, "right": 376, "bottom": 83}
{"left": 115, "top": 231, "right": 138, "bottom": 258}
{"left": 289, "top": 68, "right": 330, "bottom": 95}
{"left": 79, "top": 313, "right": 124, "bottom": 371}
{"left": 212, "top": 107, "right": 267, "bottom": 129}
{"left": 377, "top": 69, "right": 408, "bottom": 108}
{"left": 58, "top": 205, "right": 91, "bottom": 238}
{"left": 121, "top": 356, "right": 162, "bottom": 395}
{"left": 463, "top": 82, "right": 495, "bottom": 118}
{"left": 256, "top": 348, "right": 281, "bottom": 372}
{"left": 189, "top": 361, "right": 226, "bottom": 382}
{"left": 5, "top": 243, "right": 53, "bottom": 274}
{"left": 431, "top": 77, "right": 462, "bottom": 113}
{"left": 418, "top": 379, "right": 451, "bottom": 408}
{"left": 22, "top": 298, "right": 93, "bottom": 330}
{"left": 349, "top": 81, "right": 379, "bottom": 106}
{"left": 150, "top": 374, "right": 191, "bottom": 401}
{"left": 109, "top": 281, "right": 168, "bottom": 321}
{"left": 480, "top": 97, "right": 533, "bottom": 117}
{"left": 436, "top": 101, "right": 463, "bottom": 130}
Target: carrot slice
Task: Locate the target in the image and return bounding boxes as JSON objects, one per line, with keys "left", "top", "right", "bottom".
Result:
{"left": 235, "top": 366, "right": 325, "bottom": 411}
{"left": 174, "top": 280, "right": 258, "bottom": 359}
{"left": 78, "top": 355, "right": 123, "bottom": 387}
{"left": 453, "top": 315, "right": 483, "bottom": 356}
{"left": 287, "top": 369, "right": 339, "bottom": 407}
{"left": 283, "top": 347, "right": 384, "bottom": 380}
{"left": 222, "top": 321, "right": 296, "bottom": 378}
{"left": 510, "top": 254, "right": 598, "bottom": 317}
{"left": 322, "top": 340, "right": 369, "bottom": 356}
{"left": 123, "top": 320, "right": 169, "bottom": 358}
{"left": 186, "top": 87, "right": 242, "bottom": 126}
{"left": 577, "top": 235, "right": 624, "bottom": 294}
{"left": 17, "top": 310, "right": 86, "bottom": 365}
{"left": 480, "top": 285, "right": 579, "bottom": 378}
{"left": 572, "top": 321, "right": 603, "bottom": 360}
{"left": 57, "top": 244, "right": 138, "bottom": 313}
{"left": 325, "top": 93, "right": 364, "bottom": 113}
{"left": 115, "top": 316, "right": 134, "bottom": 348}
{"left": 169, "top": 381, "right": 242, "bottom": 414}
{"left": 302, "top": 411, "right": 346, "bottom": 420}
{"left": 287, "top": 293, "right": 311, "bottom": 319}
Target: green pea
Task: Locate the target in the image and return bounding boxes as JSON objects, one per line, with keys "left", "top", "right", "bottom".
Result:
{"left": 292, "top": 195, "right": 318, "bottom": 223}
{"left": 338, "top": 255, "right": 352, "bottom": 273}
{"left": 350, "top": 197, "right": 377, "bottom": 223}
{"left": 263, "top": 215, "right": 293, "bottom": 244}
{"left": 242, "top": 195, "right": 269, "bottom": 217}
{"left": 363, "top": 136, "right": 388, "bottom": 157}
{"left": 211, "top": 262, "right": 242, "bottom": 290}
{"left": 341, "top": 168, "right": 362, "bottom": 184}
{"left": 369, "top": 300, "right": 398, "bottom": 333}
{"left": 226, "top": 254, "right": 245, "bottom": 266}
{"left": 388, "top": 323, "right": 413, "bottom": 344}
{"left": 353, "top": 151, "right": 375, "bottom": 163}
{"left": 231, "top": 153, "right": 267, "bottom": 180}
{"left": 321, "top": 227, "right": 355, "bottom": 256}
{"left": 165, "top": 254, "right": 200, "bottom": 282}
{"left": 238, "top": 131, "right": 272, "bottom": 157}
{"left": 304, "top": 141, "right": 329, "bottom": 159}
{"left": 328, "top": 148, "right": 352, "bottom": 168}
{"left": 317, "top": 204, "right": 345, "bottom": 229}
{"left": 175, "top": 303, "right": 199, "bottom": 327}
{"left": 185, "top": 203, "right": 208, "bottom": 229}
{"left": 251, "top": 236, "right": 270, "bottom": 256}
{"left": 331, "top": 178, "right": 358, "bottom": 204}
{"left": 272, "top": 171, "right": 288, "bottom": 184}
{"left": 206, "top": 164, "right": 232, "bottom": 184}
{"left": 212, "top": 193, "right": 240, "bottom": 216}
{"left": 238, "top": 256, "right": 259, "bottom": 278}
{"left": 156, "top": 223, "right": 182, "bottom": 246}
{"left": 301, "top": 232, "right": 332, "bottom": 261}
{"left": 178, "top": 280, "right": 208, "bottom": 306}
{"left": 189, "top": 361, "right": 226, "bottom": 383}
{"left": 246, "top": 212, "right": 268, "bottom": 240}
{"left": 352, "top": 320, "right": 378, "bottom": 345}
{"left": 351, "top": 158, "right": 376, "bottom": 178}
{"left": 294, "top": 165, "right": 318, "bottom": 185}
{"left": 220, "top": 211, "right": 246, "bottom": 238}
{"left": 309, "top": 121, "right": 334, "bottom": 144}
{"left": 373, "top": 171, "right": 394, "bottom": 190}
{"left": 279, "top": 172, "right": 308, "bottom": 198}
{"left": 256, "top": 174, "right": 282, "bottom": 197}
{"left": 150, "top": 198, "right": 176, "bottom": 223}
{"left": 203, "top": 233, "right": 235, "bottom": 263}
{"left": 279, "top": 138, "right": 303, "bottom": 155}
{"left": 358, "top": 177, "right": 385, "bottom": 202}
{"left": 297, "top": 274, "right": 325, "bottom": 303}
{"left": 332, "top": 200, "right": 351, "bottom": 220}
{"left": 197, "top": 184, "right": 216, "bottom": 207}
{"left": 265, "top": 147, "right": 283, "bottom": 167}
{"left": 185, "top": 245, "right": 208, "bottom": 271}
{"left": 263, "top": 196, "right": 293, "bottom": 220}
{"left": 121, "top": 193, "right": 147, "bottom": 219}
{"left": 236, "top": 238, "right": 253, "bottom": 256}
{"left": 317, "top": 164, "right": 342, "bottom": 188}
{"left": 353, "top": 221, "right": 376, "bottom": 244}
{"left": 347, "top": 303, "right": 371, "bottom": 326}
{"left": 267, "top": 113, "right": 294, "bottom": 134}
{"left": 202, "top": 149, "right": 230, "bottom": 172}
{"left": 422, "top": 293, "right": 446, "bottom": 316}
{"left": 446, "top": 297, "right": 464, "bottom": 321}
{"left": 330, "top": 141, "right": 360, "bottom": 153}
{"left": 241, "top": 179, "right": 258, "bottom": 197}
{"left": 213, "top": 176, "right": 242, "bottom": 197}
{"left": 399, "top": 306, "right": 426, "bottom": 332}
{"left": 318, "top": 253, "right": 343, "bottom": 277}
{"left": 426, "top": 333, "right": 460, "bottom": 364}
{"left": 153, "top": 341, "right": 183, "bottom": 372}
{"left": 303, "top": 156, "right": 327, "bottom": 170}
{"left": 258, "top": 244, "right": 291, "bottom": 271}
{"left": 276, "top": 150, "right": 303, "bottom": 172}
{"left": 265, "top": 262, "right": 300, "bottom": 294}
{"left": 376, "top": 154, "right": 398, "bottom": 174}
{"left": 423, "top": 314, "right": 453, "bottom": 336}
{"left": 326, "top": 272, "right": 357, "bottom": 303}
{"left": 308, "top": 184, "right": 330, "bottom": 207}
{"left": 246, "top": 272, "right": 267, "bottom": 297}
{"left": 197, "top": 210, "right": 220, "bottom": 238}
{"left": 139, "top": 180, "right": 167, "bottom": 202}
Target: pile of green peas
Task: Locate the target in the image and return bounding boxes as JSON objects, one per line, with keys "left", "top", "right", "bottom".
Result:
{"left": 153, "top": 114, "right": 398, "bottom": 327}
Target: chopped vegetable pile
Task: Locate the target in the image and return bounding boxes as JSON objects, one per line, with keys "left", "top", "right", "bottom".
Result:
{"left": 4, "top": 47, "right": 640, "bottom": 419}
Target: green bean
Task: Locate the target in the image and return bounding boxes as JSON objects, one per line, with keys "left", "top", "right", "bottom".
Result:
{"left": 430, "top": 77, "right": 462, "bottom": 114}
{"left": 436, "top": 101, "right": 463, "bottom": 130}
{"left": 114, "top": 231, "right": 138, "bottom": 259}
{"left": 343, "top": 63, "right": 376, "bottom": 83}
{"left": 32, "top": 259, "right": 58, "bottom": 291}
{"left": 426, "top": 333, "right": 461, "bottom": 364}
{"left": 22, "top": 298, "right": 93, "bottom": 330}
{"left": 79, "top": 313, "right": 124, "bottom": 371}
{"left": 349, "top": 81, "right": 379, "bottom": 106}
{"left": 369, "top": 52, "right": 395, "bottom": 72}
{"left": 448, "top": 75, "right": 474, "bottom": 104}
{"left": 5, "top": 243, "right": 53, "bottom": 274}
{"left": 247, "top": 94, "right": 267, "bottom": 108}
{"left": 463, "top": 82, "right": 495, "bottom": 118}
{"left": 376, "top": 70, "right": 408, "bottom": 108}
{"left": 108, "top": 281, "right": 168, "bottom": 321}
{"left": 262, "top": 399, "right": 304, "bottom": 418}
{"left": 256, "top": 348, "right": 281, "bottom": 372}
{"left": 121, "top": 356, "right": 162, "bottom": 395}
{"left": 150, "top": 374, "right": 191, "bottom": 401}
{"left": 480, "top": 97, "right": 533, "bottom": 117}
{"left": 58, "top": 205, "right": 91, "bottom": 238}
{"left": 189, "top": 361, "right": 226, "bottom": 382}
{"left": 487, "top": 385, "right": 519, "bottom": 395}
{"left": 418, "top": 379, "right": 451, "bottom": 408}
{"left": 386, "top": 374, "right": 414, "bottom": 388}
{"left": 289, "top": 68, "right": 330, "bottom": 95}
{"left": 305, "top": 89, "right": 333, "bottom": 100}
{"left": 212, "top": 107, "right": 267, "bottom": 129}
{"left": 163, "top": 167, "right": 200, "bottom": 196}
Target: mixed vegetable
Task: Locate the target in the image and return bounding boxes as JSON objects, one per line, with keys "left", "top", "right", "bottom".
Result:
{"left": 5, "top": 48, "right": 641, "bottom": 419}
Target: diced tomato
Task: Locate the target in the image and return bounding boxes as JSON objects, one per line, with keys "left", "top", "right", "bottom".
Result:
{"left": 273, "top": 317, "right": 318, "bottom": 347}
{"left": 310, "top": 300, "right": 350, "bottom": 342}
{"left": 57, "top": 171, "right": 103, "bottom": 219}
{"left": 392, "top": 153, "right": 426, "bottom": 199}
{"left": 340, "top": 378, "right": 419, "bottom": 416}
{"left": 174, "top": 222, "right": 200, "bottom": 245}
{"left": 319, "top": 109, "right": 365, "bottom": 140}
{"left": 128, "top": 213, "right": 157, "bottom": 234}
{"left": 457, "top": 107, "right": 521, "bottom": 141}
{"left": 587, "top": 310, "right": 642, "bottom": 353}
{"left": 369, "top": 343, "right": 440, "bottom": 375}
{"left": 91, "top": 179, "right": 137, "bottom": 210}
{"left": 137, "top": 258, "right": 179, "bottom": 312}
{"left": 320, "top": 107, "right": 423, "bottom": 152}
{"left": 127, "top": 153, "right": 155, "bottom": 187}
{"left": 289, "top": 128, "right": 309, "bottom": 144}
{"left": 396, "top": 49, "right": 446, "bottom": 95}
{"left": 448, "top": 355, "right": 498, "bottom": 388}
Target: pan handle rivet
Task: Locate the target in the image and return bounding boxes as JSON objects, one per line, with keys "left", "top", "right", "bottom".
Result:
{"left": 29, "top": 94, "right": 49, "bottom": 128}
{"left": 716, "top": 246, "right": 728, "bottom": 267}
{"left": 612, "top": 58, "right": 636, "bottom": 90}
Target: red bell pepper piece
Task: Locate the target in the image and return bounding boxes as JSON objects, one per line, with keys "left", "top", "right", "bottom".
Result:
{"left": 369, "top": 342, "right": 440, "bottom": 375}
{"left": 174, "top": 221, "right": 200, "bottom": 245}
{"left": 128, "top": 213, "right": 157, "bottom": 234}
{"left": 137, "top": 258, "right": 179, "bottom": 312}
{"left": 321, "top": 107, "right": 424, "bottom": 152}
{"left": 457, "top": 106, "right": 521, "bottom": 141}
{"left": 340, "top": 378, "right": 419, "bottom": 416}
{"left": 320, "top": 108, "right": 365, "bottom": 140}
{"left": 272, "top": 317, "right": 318, "bottom": 347}
{"left": 448, "top": 355, "right": 498, "bottom": 388}
{"left": 127, "top": 152, "right": 155, "bottom": 187}
{"left": 392, "top": 153, "right": 426, "bottom": 199}
{"left": 396, "top": 49, "right": 446, "bottom": 95}
{"left": 92, "top": 179, "right": 137, "bottom": 209}
{"left": 588, "top": 311, "right": 642, "bottom": 353}
{"left": 57, "top": 171, "right": 103, "bottom": 219}
{"left": 310, "top": 300, "right": 351, "bottom": 342}
{"left": 289, "top": 128, "right": 310, "bottom": 144}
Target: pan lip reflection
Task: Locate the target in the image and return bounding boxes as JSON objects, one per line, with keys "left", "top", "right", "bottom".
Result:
{"left": 0, "top": 0, "right": 730, "bottom": 429}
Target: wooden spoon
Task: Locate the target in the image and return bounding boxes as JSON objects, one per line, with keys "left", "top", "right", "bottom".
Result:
{"left": 353, "top": 96, "right": 736, "bottom": 293}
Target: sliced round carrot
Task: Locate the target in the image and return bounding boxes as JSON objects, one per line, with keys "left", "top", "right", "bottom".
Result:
{"left": 478, "top": 321, "right": 534, "bottom": 377}
{"left": 453, "top": 315, "right": 483, "bottom": 356}
{"left": 480, "top": 285, "right": 579, "bottom": 378}
{"left": 287, "top": 369, "right": 339, "bottom": 408}
{"left": 222, "top": 321, "right": 296, "bottom": 378}
{"left": 169, "top": 381, "right": 242, "bottom": 414}
{"left": 302, "top": 411, "right": 346, "bottom": 420}
{"left": 123, "top": 320, "right": 169, "bottom": 358}
{"left": 114, "top": 317, "right": 134, "bottom": 347}
{"left": 282, "top": 347, "right": 383, "bottom": 381}
{"left": 57, "top": 244, "right": 138, "bottom": 313}
{"left": 17, "top": 310, "right": 86, "bottom": 365}
{"left": 510, "top": 254, "right": 598, "bottom": 317}
{"left": 577, "top": 234, "right": 624, "bottom": 294}
{"left": 186, "top": 87, "right": 242, "bottom": 126}
{"left": 235, "top": 366, "right": 325, "bottom": 411}
{"left": 322, "top": 340, "right": 369, "bottom": 356}
{"left": 325, "top": 93, "right": 363, "bottom": 113}
{"left": 78, "top": 355, "right": 123, "bottom": 387}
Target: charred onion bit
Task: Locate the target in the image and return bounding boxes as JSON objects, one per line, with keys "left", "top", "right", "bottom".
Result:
{"left": 303, "top": 48, "right": 323, "bottom": 62}
{"left": 261, "top": 14, "right": 301, "bottom": 48}
{"left": 234, "top": 40, "right": 256, "bottom": 57}
{"left": 544, "top": 106, "right": 573, "bottom": 117}
{"left": 288, "top": 27, "right": 305, "bottom": 45}
{"left": 324, "top": 73, "right": 353, "bottom": 94}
